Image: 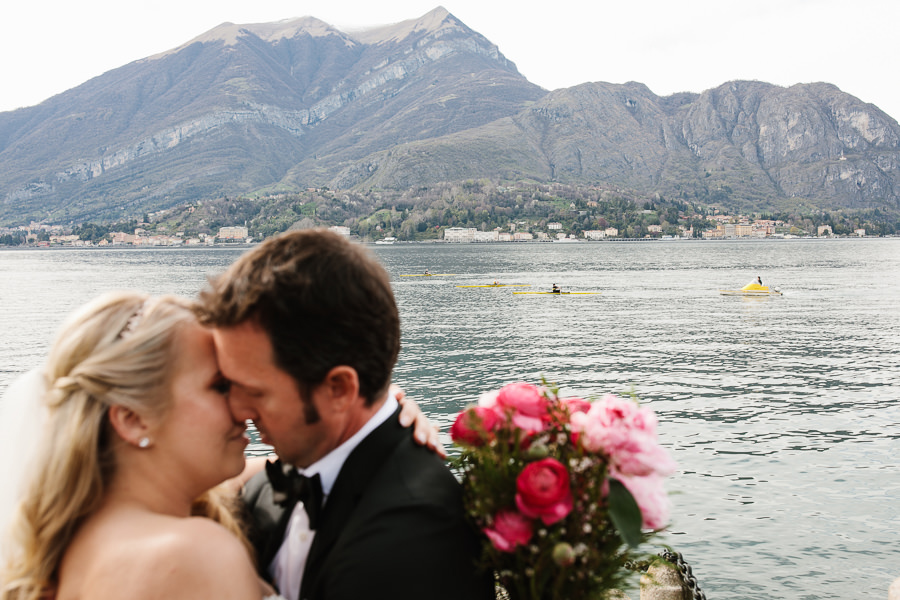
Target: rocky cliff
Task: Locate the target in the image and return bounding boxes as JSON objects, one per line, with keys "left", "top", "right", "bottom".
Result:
{"left": 337, "top": 80, "right": 900, "bottom": 212}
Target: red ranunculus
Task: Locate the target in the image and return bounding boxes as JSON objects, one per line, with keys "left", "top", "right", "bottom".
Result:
{"left": 450, "top": 406, "right": 499, "bottom": 446}
{"left": 515, "top": 458, "right": 573, "bottom": 525}
{"left": 483, "top": 509, "right": 534, "bottom": 552}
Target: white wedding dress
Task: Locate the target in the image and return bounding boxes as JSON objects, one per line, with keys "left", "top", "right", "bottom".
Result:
{"left": 0, "top": 369, "right": 48, "bottom": 571}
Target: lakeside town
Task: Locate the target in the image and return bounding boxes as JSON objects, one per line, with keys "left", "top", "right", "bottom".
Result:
{"left": 443, "top": 214, "right": 866, "bottom": 242}
{"left": 0, "top": 215, "right": 870, "bottom": 248}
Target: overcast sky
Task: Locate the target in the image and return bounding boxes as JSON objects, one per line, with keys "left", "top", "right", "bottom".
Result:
{"left": 2, "top": 0, "right": 898, "bottom": 120}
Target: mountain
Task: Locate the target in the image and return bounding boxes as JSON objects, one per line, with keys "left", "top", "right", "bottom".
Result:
{"left": 0, "top": 7, "right": 898, "bottom": 224}
{"left": 0, "top": 7, "right": 544, "bottom": 223}
{"left": 336, "top": 80, "right": 900, "bottom": 212}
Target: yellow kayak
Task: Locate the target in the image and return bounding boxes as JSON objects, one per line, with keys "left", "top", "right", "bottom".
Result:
{"left": 399, "top": 273, "right": 457, "bottom": 277}
{"left": 456, "top": 284, "right": 531, "bottom": 288}
{"left": 719, "top": 282, "right": 782, "bottom": 296}
{"left": 513, "top": 291, "right": 600, "bottom": 295}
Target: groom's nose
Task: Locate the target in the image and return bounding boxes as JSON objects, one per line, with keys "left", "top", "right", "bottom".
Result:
{"left": 227, "top": 386, "right": 258, "bottom": 422}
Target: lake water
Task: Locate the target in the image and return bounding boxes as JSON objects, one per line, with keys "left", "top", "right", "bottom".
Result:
{"left": 1, "top": 238, "right": 899, "bottom": 599}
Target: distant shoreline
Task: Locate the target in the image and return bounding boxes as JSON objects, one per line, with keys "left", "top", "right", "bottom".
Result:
{"left": 1, "top": 235, "right": 896, "bottom": 252}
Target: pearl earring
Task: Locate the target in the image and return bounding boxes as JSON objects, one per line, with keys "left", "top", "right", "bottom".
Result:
{"left": 138, "top": 437, "right": 151, "bottom": 449}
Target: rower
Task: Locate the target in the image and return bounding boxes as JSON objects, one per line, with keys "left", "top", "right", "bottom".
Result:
{"left": 757, "top": 275, "right": 763, "bottom": 286}
{"left": 551, "top": 283, "right": 560, "bottom": 294}
{"left": 424, "top": 269, "right": 431, "bottom": 276}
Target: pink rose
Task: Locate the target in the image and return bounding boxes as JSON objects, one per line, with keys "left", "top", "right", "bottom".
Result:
{"left": 612, "top": 471, "right": 670, "bottom": 530}
{"left": 496, "top": 382, "right": 551, "bottom": 434}
{"left": 496, "top": 382, "right": 547, "bottom": 417}
{"left": 451, "top": 406, "right": 500, "bottom": 446}
{"left": 515, "top": 458, "right": 573, "bottom": 525}
{"left": 483, "top": 509, "right": 533, "bottom": 552}
{"left": 561, "top": 396, "right": 591, "bottom": 415}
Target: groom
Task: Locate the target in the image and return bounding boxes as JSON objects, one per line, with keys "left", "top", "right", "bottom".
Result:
{"left": 196, "top": 229, "right": 493, "bottom": 600}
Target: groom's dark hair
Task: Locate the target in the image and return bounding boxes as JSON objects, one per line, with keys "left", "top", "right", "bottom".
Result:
{"left": 196, "top": 229, "right": 400, "bottom": 408}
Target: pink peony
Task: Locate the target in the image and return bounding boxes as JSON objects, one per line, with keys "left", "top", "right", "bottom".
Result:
{"left": 483, "top": 509, "right": 534, "bottom": 552}
{"left": 450, "top": 406, "right": 500, "bottom": 446}
{"left": 570, "top": 395, "right": 675, "bottom": 477}
{"left": 612, "top": 436, "right": 677, "bottom": 477}
{"left": 515, "top": 458, "right": 574, "bottom": 525}
{"left": 612, "top": 471, "right": 670, "bottom": 530}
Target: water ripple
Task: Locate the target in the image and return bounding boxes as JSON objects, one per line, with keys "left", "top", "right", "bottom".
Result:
{"left": 1, "top": 239, "right": 899, "bottom": 599}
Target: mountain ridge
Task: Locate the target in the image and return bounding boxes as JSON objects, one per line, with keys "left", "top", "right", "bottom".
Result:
{"left": 0, "top": 7, "right": 897, "bottom": 225}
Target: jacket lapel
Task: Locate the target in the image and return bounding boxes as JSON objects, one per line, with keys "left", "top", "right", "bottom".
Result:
{"left": 241, "top": 471, "right": 294, "bottom": 578}
{"left": 299, "top": 406, "right": 406, "bottom": 598}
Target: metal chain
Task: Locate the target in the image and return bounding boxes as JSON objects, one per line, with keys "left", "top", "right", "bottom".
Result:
{"left": 499, "top": 549, "right": 706, "bottom": 599}
{"left": 658, "top": 549, "right": 707, "bottom": 600}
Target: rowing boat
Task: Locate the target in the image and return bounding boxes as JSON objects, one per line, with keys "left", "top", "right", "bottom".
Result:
{"left": 456, "top": 284, "right": 531, "bottom": 288}
{"left": 719, "top": 282, "right": 782, "bottom": 296}
{"left": 513, "top": 291, "right": 600, "bottom": 295}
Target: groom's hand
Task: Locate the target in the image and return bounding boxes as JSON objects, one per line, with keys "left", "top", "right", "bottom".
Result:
{"left": 394, "top": 385, "right": 447, "bottom": 459}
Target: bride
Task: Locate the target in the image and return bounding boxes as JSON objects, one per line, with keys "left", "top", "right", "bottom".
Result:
{"left": 0, "top": 292, "right": 437, "bottom": 600}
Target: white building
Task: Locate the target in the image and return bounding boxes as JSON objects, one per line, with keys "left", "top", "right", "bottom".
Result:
{"left": 604, "top": 227, "right": 619, "bottom": 237}
{"left": 513, "top": 232, "right": 534, "bottom": 241}
{"left": 735, "top": 224, "right": 753, "bottom": 237}
{"left": 548, "top": 222, "right": 563, "bottom": 231}
{"left": 328, "top": 225, "right": 351, "bottom": 237}
{"left": 218, "top": 226, "right": 249, "bottom": 241}
{"left": 584, "top": 230, "right": 606, "bottom": 240}
{"left": 444, "top": 227, "right": 477, "bottom": 243}
{"left": 474, "top": 230, "right": 499, "bottom": 242}
{"left": 817, "top": 225, "right": 833, "bottom": 236}
{"left": 854, "top": 228, "right": 866, "bottom": 237}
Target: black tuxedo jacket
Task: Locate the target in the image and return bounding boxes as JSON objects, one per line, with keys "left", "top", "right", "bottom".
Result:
{"left": 241, "top": 407, "right": 494, "bottom": 600}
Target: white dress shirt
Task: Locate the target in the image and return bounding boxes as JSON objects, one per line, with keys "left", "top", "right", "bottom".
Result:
{"left": 269, "top": 393, "right": 399, "bottom": 600}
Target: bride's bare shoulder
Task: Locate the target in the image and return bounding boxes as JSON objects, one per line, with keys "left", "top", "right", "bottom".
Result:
{"left": 86, "top": 516, "right": 260, "bottom": 600}
{"left": 141, "top": 517, "right": 260, "bottom": 598}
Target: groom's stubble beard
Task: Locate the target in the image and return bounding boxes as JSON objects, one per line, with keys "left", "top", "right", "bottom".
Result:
{"left": 300, "top": 389, "right": 321, "bottom": 425}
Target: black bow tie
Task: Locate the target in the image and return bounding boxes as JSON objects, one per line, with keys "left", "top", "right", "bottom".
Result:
{"left": 265, "top": 459, "right": 324, "bottom": 530}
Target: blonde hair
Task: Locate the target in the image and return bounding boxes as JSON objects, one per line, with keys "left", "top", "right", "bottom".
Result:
{"left": 2, "top": 292, "right": 248, "bottom": 600}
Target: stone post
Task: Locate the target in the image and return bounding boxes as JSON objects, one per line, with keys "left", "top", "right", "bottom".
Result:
{"left": 640, "top": 559, "right": 687, "bottom": 600}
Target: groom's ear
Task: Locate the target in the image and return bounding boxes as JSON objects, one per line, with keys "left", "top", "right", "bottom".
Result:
{"left": 108, "top": 404, "right": 152, "bottom": 447}
{"left": 320, "top": 366, "right": 360, "bottom": 413}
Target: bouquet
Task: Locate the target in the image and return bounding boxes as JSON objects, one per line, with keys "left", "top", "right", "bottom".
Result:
{"left": 450, "top": 382, "right": 676, "bottom": 600}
